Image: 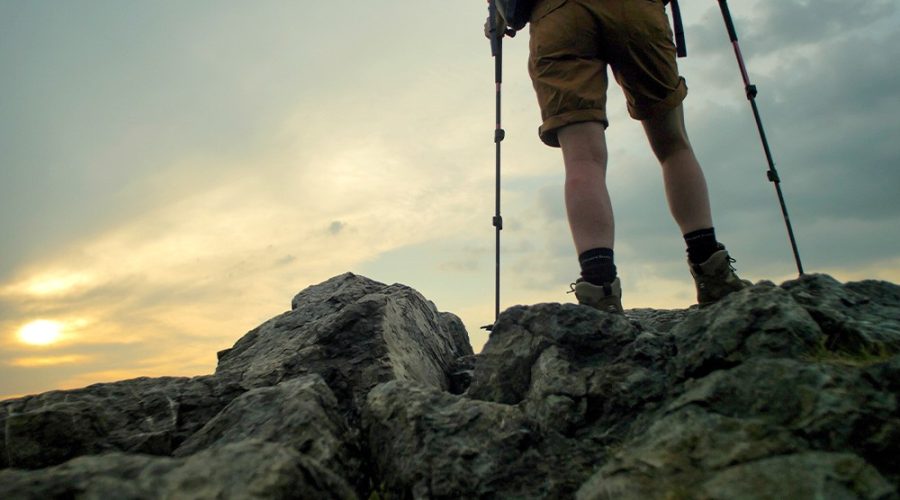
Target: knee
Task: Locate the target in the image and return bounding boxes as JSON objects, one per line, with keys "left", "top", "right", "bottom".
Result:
{"left": 643, "top": 105, "right": 693, "bottom": 162}
{"left": 652, "top": 136, "right": 692, "bottom": 163}
{"left": 559, "top": 122, "right": 608, "bottom": 163}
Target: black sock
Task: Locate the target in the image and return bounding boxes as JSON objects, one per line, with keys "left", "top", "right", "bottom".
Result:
{"left": 579, "top": 248, "right": 616, "bottom": 285}
{"left": 684, "top": 227, "right": 720, "bottom": 264}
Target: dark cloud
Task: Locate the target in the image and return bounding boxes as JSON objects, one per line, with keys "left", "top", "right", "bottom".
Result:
{"left": 439, "top": 259, "right": 479, "bottom": 273}
{"left": 743, "top": 0, "right": 896, "bottom": 53}
{"left": 437, "top": 242, "right": 487, "bottom": 274}
{"left": 520, "top": 11, "right": 900, "bottom": 279}
{"left": 275, "top": 255, "right": 297, "bottom": 266}
{"left": 672, "top": 9, "right": 900, "bottom": 275}
{"left": 686, "top": 0, "right": 898, "bottom": 56}
{"left": 328, "top": 221, "right": 346, "bottom": 235}
{"left": 745, "top": 33, "right": 900, "bottom": 222}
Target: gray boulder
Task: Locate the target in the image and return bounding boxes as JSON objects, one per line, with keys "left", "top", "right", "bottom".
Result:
{"left": 460, "top": 274, "right": 899, "bottom": 498}
{"left": 2, "top": 272, "right": 899, "bottom": 499}
{"left": 173, "top": 375, "right": 361, "bottom": 486}
{"left": 364, "top": 379, "right": 602, "bottom": 499}
{"left": 0, "top": 375, "right": 243, "bottom": 469}
{"left": 215, "top": 272, "right": 473, "bottom": 410}
{"left": 784, "top": 274, "right": 900, "bottom": 354}
{"left": 670, "top": 282, "right": 824, "bottom": 379}
{"left": 0, "top": 440, "right": 356, "bottom": 500}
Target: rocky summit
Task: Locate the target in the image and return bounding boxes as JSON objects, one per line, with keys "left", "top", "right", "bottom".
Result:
{"left": 2, "top": 273, "right": 899, "bottom": 499}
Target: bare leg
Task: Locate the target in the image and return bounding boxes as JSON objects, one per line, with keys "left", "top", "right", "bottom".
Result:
{"left": 557, "top": 122, "right": 614, "bottom": 254}
{"left": 642, "top": 104, "right": 713, "bottom": 234}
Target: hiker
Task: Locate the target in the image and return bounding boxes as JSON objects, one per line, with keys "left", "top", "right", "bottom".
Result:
{"left": 487, "top": 0, "right": 750, "bottom": 313}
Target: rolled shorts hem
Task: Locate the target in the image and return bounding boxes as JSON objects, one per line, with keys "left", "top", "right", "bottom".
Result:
{"left": 628, "top": 77, "right": 688, "bottom": 121}
{"left": 539, "top": 109, "right": 609, "bottom": 148}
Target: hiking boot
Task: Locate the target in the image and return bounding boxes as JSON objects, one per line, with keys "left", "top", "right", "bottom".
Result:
{"left": 689, "top": 246, "right": 751, "bottom": 305}
{"left": 570, "top": 277, "right": 624, "bottom": 314}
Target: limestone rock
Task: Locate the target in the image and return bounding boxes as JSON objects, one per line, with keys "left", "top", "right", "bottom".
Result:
{"left": 364, "top": 379, "right": 601, "bottom": 499}
{"left": 670, "top": 282, "right": 823, "bottom": 379}
{"left": 0, "top": 440, "right": 356, "bottom": 499}
{"left": 465, "top": 274, "right": 899, "bottom": 498}
{"left": 468, "top": 302, "right": 675, "bottom": 439}
{"left": 215, "top": 272, "right": 474, "bottom": 411}
{"left": 173, "top": 375, "right": 361, "bottom": 487}
{"left": 784, "top": 274, "right": 900, "bottom": 354}
{"left": 0, "top": 375, "right": 243, "bottom": 469}
{"left": 2, "top": 272, "right": 899, "bottom": 499}
{"left": 579, "top": 448, "right": 895, "bottom": 500}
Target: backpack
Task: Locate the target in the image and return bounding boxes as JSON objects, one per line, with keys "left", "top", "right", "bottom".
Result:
{"left": 494, "top": 0, "right": 537, "bottom": 32}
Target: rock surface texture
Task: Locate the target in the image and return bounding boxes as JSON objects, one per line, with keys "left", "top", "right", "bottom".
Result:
{"left": 2, "top": 272, "right": 899, "bottom": 499}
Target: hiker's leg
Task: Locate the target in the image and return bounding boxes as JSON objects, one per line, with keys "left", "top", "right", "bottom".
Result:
{"left": 557, "top": 121, "right": 614, "bottom": 254}
{"left": 641, "top": 104, "right": 713, "bottom": 234}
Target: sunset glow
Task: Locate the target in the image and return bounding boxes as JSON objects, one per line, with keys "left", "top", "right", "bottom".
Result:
{"left": 10, "top": 355, "right": 88, "bottom": 367}
{"left": 17, "top": 320, "right": 64, "bottom": 346}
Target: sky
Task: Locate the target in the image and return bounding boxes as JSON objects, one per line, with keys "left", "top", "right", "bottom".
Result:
{"left": 1, "top": 0, "right": 899, "bottom": 400}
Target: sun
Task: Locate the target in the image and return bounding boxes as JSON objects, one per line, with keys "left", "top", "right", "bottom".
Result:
{"left": 17, "top": 320, "right": 64, "bottom": 346}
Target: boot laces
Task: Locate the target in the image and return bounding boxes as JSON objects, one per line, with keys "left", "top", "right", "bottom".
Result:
{"left": 714, "top": 255, "right": 742, "bottom": 280}
{"left": 727, "top": 255, "right": 739, "bottom": 273}
{"left": 567, "top": 279, "right": 614, "bottom": 296}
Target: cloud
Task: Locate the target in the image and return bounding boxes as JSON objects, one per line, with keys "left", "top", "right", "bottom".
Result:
{"left": 1, "top": 0, "right": 897, "bottom": 396}
{"left": 438, "top": 243, "right": 486, "bottom": 273}
{"left": 9, "top": 355, "right": 91, "bottom": 368}
{"left": 0, "top": 0, "right": 493, "bottom": 282}
{"left": 0, "top": 19, "right": 498, "bottom": 393}
{"left": 328, "top": 221, "right": 346, "bottom": 235}
{"left": 742, "top": 0, "right": 896, "bottom": 53}
{"left": 685, "top": 0, "right": 898, "bottom": 56}
{"left": 274, "top": 255, "right": 296, "bottom": 266}
{"left": 657, "top": 1, "right": 900, "bottom": 275}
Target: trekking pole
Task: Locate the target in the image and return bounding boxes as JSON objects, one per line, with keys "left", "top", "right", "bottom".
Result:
{"left": 484, "top": 0, "right": 506, "bottom": 330}
{"left": 717, "top": 0, "right": 805, "bottom": 276}
{"left": 670, "top": 0, "right": 686, "bottom": 58}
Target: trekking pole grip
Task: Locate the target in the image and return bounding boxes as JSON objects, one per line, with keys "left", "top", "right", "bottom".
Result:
{"left": 670, "top": 0, "right": 687, "bottom": 57}
{"left": 719, "top": 0, "right": 739, "bottom": 42}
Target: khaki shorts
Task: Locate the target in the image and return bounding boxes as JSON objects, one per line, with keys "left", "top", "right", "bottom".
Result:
{"left": 528, "top": 0, "right": 688, "bottom": 147}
